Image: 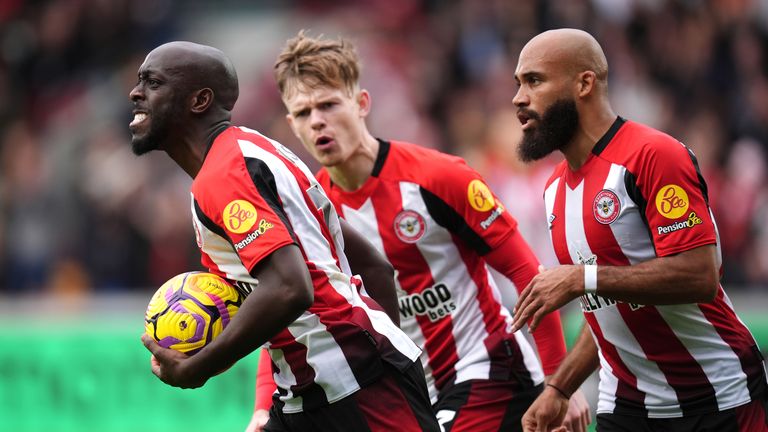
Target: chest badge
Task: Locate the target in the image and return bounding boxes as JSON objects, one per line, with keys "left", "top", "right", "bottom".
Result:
{"left": 593, "top": 189, "right": 620, "bottom": 225}
{"left": 394, "top": 210, "right": 426, "bottom": 243}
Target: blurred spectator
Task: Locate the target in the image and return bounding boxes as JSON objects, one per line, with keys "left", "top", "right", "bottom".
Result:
{"left": 1, "top": 0, "right": 766, "bottom": 293}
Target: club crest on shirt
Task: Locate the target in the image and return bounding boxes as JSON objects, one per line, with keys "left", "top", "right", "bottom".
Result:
{"left": 467, "top": 180, "right": 495, "bottom": 212}
{"left": 593, "top": 189, "right": 620, "bottom": 224}
{"left": 223, "top": 199, "right": 258, "bottom": 234}
{"left": 655, "top": 184, "right": 689, "bottom": 219}
{"left": 394, "top": 209, "right": 426, "bottom": 243}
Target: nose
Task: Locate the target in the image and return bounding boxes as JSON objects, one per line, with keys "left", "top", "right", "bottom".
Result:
{"left": 129, "top": 84, "right": 143, "bottom": 102}
{"left": 512, "top": 85, "right": 528, "bottom": 108}
{"left": 309, "top": 109, "right": 325, "bottom": 130}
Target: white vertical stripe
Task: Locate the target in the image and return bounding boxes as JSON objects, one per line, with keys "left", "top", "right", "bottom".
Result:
{"left": 401, "top": 181, "right": 543, "bottom": 386}
{"left": 593, "top": 310, "right": 675, "bottom": 415}
{"left": 398, "top": 182, "right": 491, "bottom": 382}
{"left": 603, "top": 164, "right": 655, "bottom": 265}
{"left": 564, "top": 180, "right": 591, "bottom": 264}
{"left": 656, "top": 304, "right": 750, "bottom": 410}
{"left": 595, "top": 343, "right": 619, "bottom": 414}
{"left": 544, "top": 179, "right": 559, "bottom": 246}
{"left": 268, "top": 347, "right": 300, "bottom": 407}
{"left": 235, "top": 138, "right": 420, "bottom": 412}
{"left": 281, "top": 312, "right": 360, "bottom": 412}
{"left": 342, "top": 199, "right": 437, "bottom": 402}
{"left": 237, "top": 139, "right": 355, "bottom": 301}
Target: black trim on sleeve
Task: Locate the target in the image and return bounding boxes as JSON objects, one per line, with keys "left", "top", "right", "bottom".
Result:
{"left": 371, "top": 139, "right": 391, "bottom": 177}
{"left": 592, "top": 117, "right": 626, "bottom": 156}
{"left": 624, "top": 169, "right": 657, "bottom": 255}
{"left": 419, "top": 187, "right": 491, "bottom": 255}
{"left": 193, "top": 198, "right": 234, "bottom": 248}
{"left": 685, "top": 147, "right": 710, "bottom": 206}
{"left": 244, "top": 157, "right": 298, "bottom": 244}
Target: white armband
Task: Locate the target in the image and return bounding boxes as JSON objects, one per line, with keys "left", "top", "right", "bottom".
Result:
{"left": 584, "top": 264, "right": 597, "bottom": 294}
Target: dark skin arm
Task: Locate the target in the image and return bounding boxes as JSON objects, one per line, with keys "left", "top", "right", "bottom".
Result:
{"left": 141, "top": 244, "right": 313, "bottom": 388}
{"left": 512, "top": 244, "right": 719, "bottom": 332}
{"left": 339, "top": 218, "right": 400, "bottom": 326}
{"left": 522, "top": 325, "right": 600, "bottom": 432}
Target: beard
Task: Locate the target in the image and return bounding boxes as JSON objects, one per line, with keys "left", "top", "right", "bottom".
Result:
{"left": 517, "top": 98, "right": 579, "bottom": 162}
{"left": 131, "top": 109, "right": 172, "bottom": 156}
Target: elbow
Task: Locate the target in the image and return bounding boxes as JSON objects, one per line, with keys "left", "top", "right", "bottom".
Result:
{"left": 286, "top": 280, "right": 314, "bottom": 314}
{"left": 379, "top": 259, "right": 395, "bottom": 280}
{"left": 694, "top": 268, "right": 719, "bottom": 303}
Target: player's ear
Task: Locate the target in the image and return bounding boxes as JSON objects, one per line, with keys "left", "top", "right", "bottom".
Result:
{"left": 190, "top": 88, "right": 214, "bottom": 113}
{"left": 357, "top": 89, "right": 371, "bottom": 118}
{"left": 577, "top": 71, "right": 596, "bottom": 97}
{"left": 285, "top": 114, "right": 300, "bottom": 139}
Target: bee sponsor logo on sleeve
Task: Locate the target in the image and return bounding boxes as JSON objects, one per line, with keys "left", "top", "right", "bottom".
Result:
{"left": 480, "top": 202, "right": 505, "bottom": 230}
{"left": 655, "top": 184, "right": 689, "bottom": 219}
{"left": 467, "top": 180, "right": 495, "bottom": 212}
{"left": 657, "top": 211, "right": 703, "bottom": 235}
{"left": 223, "top": 199, "right": 258, "bottom": 234}
{"left": 233, "top": 218, "right": 274, "bottom": 251}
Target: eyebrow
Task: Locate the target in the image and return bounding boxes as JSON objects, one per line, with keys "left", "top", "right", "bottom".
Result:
{"left": 518, "top": 71, "right": 543, "bottom": 81}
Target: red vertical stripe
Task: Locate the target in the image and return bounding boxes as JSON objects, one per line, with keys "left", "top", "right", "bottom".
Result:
{"left": 368, "top": 187, "right": 460, "bottom": 391}
{"left": 549, "top": 176, "right": 573, "bottom": 265}
{"left": 581, "top": 158, "right": 632, "bottom": 267}
{"left": 699, "top": 289, "right": 767, "bottom": 399}
{"left": 584, "top": 312, "right": 647, "bottom": 414}
{"left": 617, "top": 303, "right": 718, "bottom": 414}
{"left": 449, "top": 380, "right": 511, "bottom": 431}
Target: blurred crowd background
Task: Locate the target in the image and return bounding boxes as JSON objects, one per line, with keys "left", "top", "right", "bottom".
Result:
{"left": 1, "top": 0, "right": 767, "bottom": 297}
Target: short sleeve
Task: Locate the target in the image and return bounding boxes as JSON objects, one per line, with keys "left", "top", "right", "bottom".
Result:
{"left": 420, "top": 159, "right": 518, "bottom": 254}
{"left": 638, "top": 141, "right": 716, "bottom": 257}
{"left": 203, "top": 159, "right": 296, "bottom": 273}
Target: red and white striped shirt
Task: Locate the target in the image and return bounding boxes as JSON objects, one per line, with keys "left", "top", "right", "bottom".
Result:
{"left": 190, "top": 126, "right": 421, "bottom": 413}
{"left": 317, "top": 140, "right": 546, "bottom": 403}
{"left": 544, "top": 118, "right": 767, "bottom": 418}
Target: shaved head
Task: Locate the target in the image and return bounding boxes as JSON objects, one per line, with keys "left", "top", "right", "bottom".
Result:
{"left": 129, "top": 41, "right": 240, "bottom": 157}
{"left": 520, "top": 28, "right": 608, "bottom": 87}
{"left": 147, "top": 41, "right": 239, "bottom": 111}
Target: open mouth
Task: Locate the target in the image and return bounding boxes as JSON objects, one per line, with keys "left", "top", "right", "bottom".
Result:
{"left": 130, "top": 112, "right": 148, "bottom": 128}
{"left": 517, "top": 110, "right": 537, "bottom": 130}
{"left": 315, "top": 136, "right": 334, "bottom": 147}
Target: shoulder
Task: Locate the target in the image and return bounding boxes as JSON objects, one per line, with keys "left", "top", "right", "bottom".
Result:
{"left": 603, "top": 120, "right": 690, "bottom": 168}
{"left": 385, "top": 140, "right": 477, "bottom": 185}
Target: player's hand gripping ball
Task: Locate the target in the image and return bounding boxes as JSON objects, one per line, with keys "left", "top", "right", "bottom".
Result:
{"left": 145, "top": 272, "right": 243, "bottom": 355}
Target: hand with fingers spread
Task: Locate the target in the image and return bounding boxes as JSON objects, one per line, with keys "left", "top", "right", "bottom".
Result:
{"left": 141, "top": 333, "right": 208, "bottom": 389}
{"left": 512, "top": 265, "right": 583, "bottom": 333}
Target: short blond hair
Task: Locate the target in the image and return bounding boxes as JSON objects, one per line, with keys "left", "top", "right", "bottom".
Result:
{"left": 274, "top": 30, "right": 361, "bottom": 98}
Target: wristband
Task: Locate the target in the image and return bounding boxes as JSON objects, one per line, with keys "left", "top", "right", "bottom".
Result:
{"left": 546, "top": 383, "right": 571, "bottom": 399}
{"left": 584, "top": 264, "right": 597, "bottom": 294}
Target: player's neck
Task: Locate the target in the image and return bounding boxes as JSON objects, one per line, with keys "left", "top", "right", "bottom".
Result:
{"left": 563, "top": 108, "right": 616, "bottom": 170}
{"left": 327, "top": 134, "right": 379, "bottom": 192}
{"left": 167, "top": 121, "right": 230, "bottom": 178}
